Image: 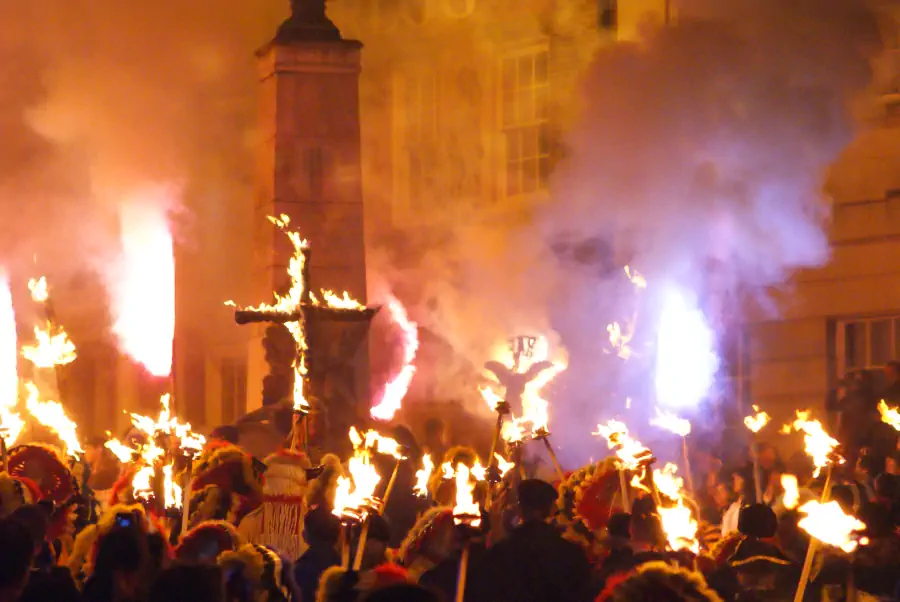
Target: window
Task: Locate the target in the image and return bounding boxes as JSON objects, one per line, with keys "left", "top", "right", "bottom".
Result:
{"left": 221, "top": 357, "right": 247, "bottom": 425}
{"left": 837, "top": 315, "right": 900, "bottom": 374}
{"left": 500, "top": 49, "right": 550, "bottom": 197}
{"left": 599, "top": 0, "right": 617, "bottom": 31}
{"left": 399, "top": 72, "right": 440, "bottom": 209}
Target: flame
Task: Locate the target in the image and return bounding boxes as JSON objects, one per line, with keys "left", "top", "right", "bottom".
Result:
{"left": 332, "top": 428, "right": 383, "bottom": 520}
{"left": 111, "top": 195, "right": 175, "bottom": 377}
{"left": 23, "top": 382, "right": 83, "bottom": 458}
{"left": 471, "top": 459, "right": 488, "bottom": 482}
{"left": 652, "top": 463, "right": 699, "bottom": 553}
{"left": 606, "top": 321, "right": 634, "bottom": 360}
{"left": 21, "top": 323, "right": 77, "bottom": 368}
{"left": 318, "top": 290, "right": 365, "bottom": 310}
{"left": 501, "top": 415, "right": 526, "bottom": 444}
{"left": 0, "top": 273, "right": 22, "bottom": 447}
{"left": 105, "top": 436, "right": 137, "bottom": 463}
{"left": 650, "top": 407, "right": 691, "bottom": 437}
{"left": 351, "top": 426, "right": 406, "bottom": 460}
{"left": 797, "top": 500, "right": 866, "bottom": 553}
{"left": 132, "top": 464, "right": 156, "bottom": 502}
{"left": 452, "top": 463, "right": 481, "bottom": 527}
{"left": 593, "top": 420, "right": 650, "bottom": 469}
{"left": 479, "top": 386, "right": 505, "bottom": 412}
{"left": 877, "top": 400, "right": 900, "bottom": 431}
{"left": 495, "top": 453, "right": 515, "bottom": 478}
{"left": 27, "top": 277, "right": 48, "bottom": 303}
{"left": 413, "top": 454, "right": 434, "bottom": 498}
{"left": 624, "top": 265, "right": 647, "bottom": 289}
{"left": 441, "top": 461, "right": 455, "bottom": 480}
{"left": 370, "top": 296, "right": 419, "bottom": 421}
{"left": 521, "top": 361, "right": 566, "bottom": 435}
{"left": 781, "top": 474, "right": 799, "bottom": 510}
{"left": 163, "top": 462, "right": 182, "bottom": 510}
{"left": 130, "top": 394, "right": 206, "bottom": 455}
{"left": 784, "top": 410, "right": 842, "bottom": 477}
{"left": 743, "top": 405, "right": 770, "bottom": 433}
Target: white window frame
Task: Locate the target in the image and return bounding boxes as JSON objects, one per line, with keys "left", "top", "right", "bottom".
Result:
{"left": 498, "top": 44, "right": 551, "bottom": 199}
{"left": 835, "top": 314, "right": 900, "bottom": 377}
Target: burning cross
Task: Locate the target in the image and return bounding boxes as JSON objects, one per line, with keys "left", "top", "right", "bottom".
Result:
{"left": 229, "top": 215, "right": 378, "bottom": 448}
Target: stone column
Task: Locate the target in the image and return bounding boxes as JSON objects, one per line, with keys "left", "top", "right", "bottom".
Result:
{"left": 249, "top": 0, "right": 368, "bottom": 410}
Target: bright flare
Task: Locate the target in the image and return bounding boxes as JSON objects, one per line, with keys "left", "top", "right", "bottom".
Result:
{"left": 413, "top": 454, "right": 434, "bottom": 498}
{"left": 744, "top": 405, "right": 771, "bottom": 433}
{"left": 654, "top": 286, "right": 719, "bottom": 409}
{"left": 784, "top": 410, "right": 842, "bottom": 477}
{"left": 0, "top": 273, "right": 23, "bottom": 447}
{"left": 23, "top": 382, "right": 83, "bottom": 458}
{"left": 111, "top": 194, "right": 175, "bottom": 377}
{"left": 370, "top": 296, "right": 419, "bottom": 421}
{"left": 797, "top": 500, "right": 866, "bottom": 553}
{"left": 781, "top": 474, "right": 799, "bottom": 510}
{"left": 650, "top": 407, "right": 691, "bottom": 437}
{"left": 27, "top": 277, "right": 48, "bottom": 303}
{"left": 594, "top": 420, "right": 650, "bottom": 470}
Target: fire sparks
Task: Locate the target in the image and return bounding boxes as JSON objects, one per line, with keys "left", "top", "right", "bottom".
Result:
{"left": 783, "top": 411, "right": 842, "bottom": 477}
{"left": 0, "top": 273, "right": 22, "bottom": 447}
{"left": 449, "top": 463, "right": 482, "bottom": 527}
{"left": 781, "top": 474, "right": 800, "bottom": 510}
{"left": 23, "top": 382, "right": 83, "bottom": 458}
{"left": 650, "top": 408, "right": 691, "bottom": 437}
{"left": 743, "top": 405, "right": 771, "bottom": 433}
{"left": 797, "top": 500, "right": 866, "bottom": 553}
{"left": 111, "top": 194, "right": 175, "bottom": 377}
{"left": 594, "top": 420, "right": 650, "bottom": 470}
{"left": 333, "top": 429, "right": 383, "bottom": 521}
{"left": 413, "top": 454, "right": 434, "bottom": 498}
{"left": 21, "top": 324, "right": 77, "bottom": 368}
{"left": 494, "top": 453, "right": 515, "bottom": 478}
{"left": 370, "top": 296, "right": 419, "bottom": 421}
{"left": 877, "top": 400, "right": 900, "bottom": 431}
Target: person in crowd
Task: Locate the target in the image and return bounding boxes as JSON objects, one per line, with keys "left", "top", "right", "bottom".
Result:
{"left": 294, "top": 506, "right": 342, "bottom": 602}
{"left": 149, "top": 563, "right": 225, "bottom": 602}
{"left": 601, "top": 561, "right": 723, "bottom": 602}
{"left": 84, "top": 436, "right": 122, "bottom": 495}
{"left": 10, "top": 505, "right": 81, "bottom": 602}
{"left": 882, "top": 361, "right": 900, "bottom": 405}
{"left": 360, "top": 583, "right": 440, "bottom": 602}
{"left": 854, "top": 501, "right": 900, "bottom": 599}
{"left": 209, "top": 426, "right": 240, "bottom": 446}
{"left": 0, "top": 518, "right": 34, "bottom": 602}
{"left": 82, "top": 526, "right": 149, "bottom": 602}
{"left": 358, "top": 514, "right": 392, "bottom": 571}
{"left": 479, "top": 479, "right": 590, "bottom": 602}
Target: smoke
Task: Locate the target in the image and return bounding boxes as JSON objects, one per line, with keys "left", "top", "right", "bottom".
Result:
{"left": 0, "top": 0, "right": 285, "bottom": 345}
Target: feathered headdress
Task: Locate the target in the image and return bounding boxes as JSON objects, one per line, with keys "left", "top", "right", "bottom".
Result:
{"left": 0, "top": 471, "right": 42, "bottom": 517}
{"left": 306, "top": 453, "right": 342, "bottom": 510}
{"left": 8, "top": 443, "right": 79, "bottom": 539}
{"left": 218, "top": 543, "right": 288, "bottom": 602}
{"left": 188, "top": 443, "right": 264, "bottom": 529}
{"left": 398, "top": 507, "right": 456, "bottom": 580}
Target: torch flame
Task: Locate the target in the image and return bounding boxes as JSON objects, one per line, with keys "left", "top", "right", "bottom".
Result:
{"left": 414, "top": 454, "right": 434, "bottom": 498}
{"left": 650, "top": 407, "right": 691, "bottom": 437}
{"left": 23, "top": 382, "right": 83, "bottom": 458}
{"left": 110, "top": 194, "right": 175, "bottom": 377}
{"left": 21, "top": 323, "right": 77, "bottom": 368}
{"left": 781, "top": 474, "right": 799, "bottom": 510}
{"left": 132, "top": 464, "right": 155, "bottom": 502}
{"left": 606, "top": 321, "right": 634, "bottom": 360}
{"left": 743, "top": 405, "right": 770, "bottom": 433}
{"left": 479, "top": 386, "right": 505, "bottom": 412}
{"left": 0, "top": 273, "right": 22, "bottom": 447}
{"left": 624, "top": 265, "right": 647, "bottom": 289}
{"left": 163, "top": 462, "right": 182, "bottom": 510}
{"left": 593, "top": 420, "right": 650, "bottom": 470}
{"left": 494, "top": 453, "right": 515, "bottom": 478}
{"left": 105, "top": 437, "right": 137, "bottom": 463}
{"left": 332, "top": 428, "right": 383, "bottom": 520}
{"left": 27, "top": 277, "right": 48, "bottom": 303}
{"left": 652, "top": 463, "right": 699, "bottom": 554}
{"left": 797, "top": 500, "right": 866, "bottom": 553}
{"left": 521, "top": 361, "right": 565, "bottom": 436}
{"left": 130, "top": 394, "right": 206, "bottom": 455}
{"left": 784, "top": 410, "right": 842, "bottom": 477}
{"left": 370, "top": 296, "right": 419, "bottom": 421}
{"left": 877, "top": 400, "right": 900, "bottom": 431}
{"left": 452, "top": 463, "right": 481, "bottom": 527}
{"left": 318, "top": 290, "right": 365, "bottom": 310}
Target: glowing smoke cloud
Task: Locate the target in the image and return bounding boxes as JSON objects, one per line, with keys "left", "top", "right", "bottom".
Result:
{"left": 370, "top": 295, "right": 419, "bottom": 421}
{"left": 655, "top": 285, "right": 719, "bottom": 409}
{"left": 109, "top": 187, "right": 176, "bottom": 377}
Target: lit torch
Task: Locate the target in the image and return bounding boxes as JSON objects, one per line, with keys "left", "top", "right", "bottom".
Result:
{"left": 650, "top": 463, "right": 699, "bottom": 554}
{"left": 793, "top": 500, "right": 866, "bottom": 602}
{"left": 0, "top": 273, "right": 23, "bottom": 465}
{"left": 594, "top": 420, "right": 651, "bottom": 512}
{"left": 446, "top": 462, "right": 485, "bottom": 602}
{"left": 413, "top": 454, "right": 434, "bottom": 498}
{"left": 370, "top": 296, "right": 418, "bottom": 422}
{"left": 23, "top": 382, "right": 83, "bottom": 459}
{"left": 743, "top": 404, "right": 771, "bottom": 503}
{"left": 650, "top": 407, "right": 694, "bottom": 496}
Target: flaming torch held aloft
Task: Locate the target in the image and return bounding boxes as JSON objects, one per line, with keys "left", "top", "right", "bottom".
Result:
{"left": 446, "top": 463, "right": 485, "bottom": 602}
{"left": 110, "top": 194, "right": 176, "bottom": 397}
{"left": 594, "top": 420, "right": 651, "bottom": 513}
{"left": 743, "top": 404, "right": 771, "bottom": 503}
{"left": 650, "top": 407, "right": 694, "bottom": 496}
{"left": 0, "top": 273, "right": 23, "bottom": 467}
{"left": 793, "top": 500, "right": 866, "bottom": 602}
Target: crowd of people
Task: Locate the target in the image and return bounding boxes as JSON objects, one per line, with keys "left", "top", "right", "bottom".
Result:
{"left": 4, "top": 367, "right": 900, "bottom": 602}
